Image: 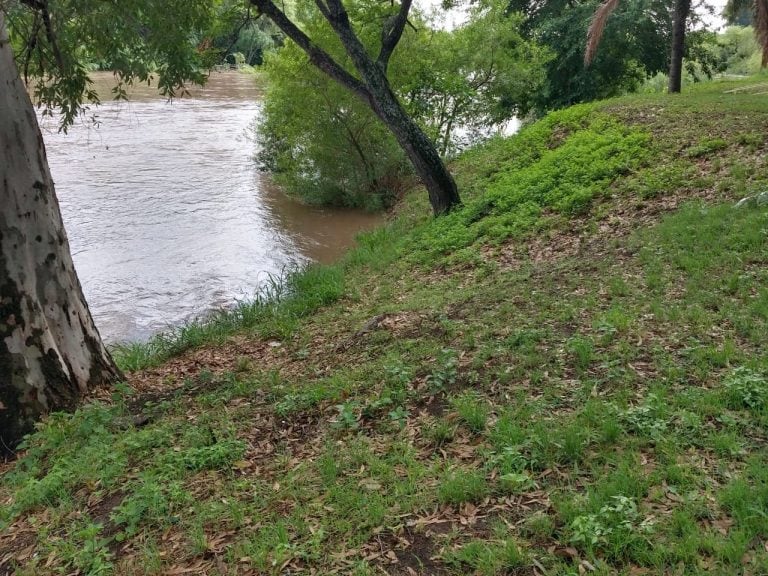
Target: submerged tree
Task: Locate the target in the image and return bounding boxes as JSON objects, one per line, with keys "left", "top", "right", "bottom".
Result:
{"left": 0, "top": 1, "right": 214, "bottom": 454}
{"left": 251, "top": 0, "right": 462, "bottom": 215}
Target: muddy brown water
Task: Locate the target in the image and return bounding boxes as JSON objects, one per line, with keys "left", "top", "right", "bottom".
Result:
{"left": 39, "top": 72, "right": 383, "bottom": 343}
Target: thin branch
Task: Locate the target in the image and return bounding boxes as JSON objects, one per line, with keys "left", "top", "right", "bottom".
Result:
{"left": 314, "top": 0, "right": 331, "bottom": 19}
{"left": 23, "top": 13, "right": 41, "bottom": 83}
{"left": 250, "top": 0, "right": 370, "bottom": 100}
{"left": 584, "top": 0, "right": 620, "bottom": 66}
{"left": 220, "top": 6, "right": 257, "bottom": 64}
{"left": 378, "top": 0, "right": 412, "bottom": 70}
{"left": 39, "top": 0, "right": 64, "bottom": 72}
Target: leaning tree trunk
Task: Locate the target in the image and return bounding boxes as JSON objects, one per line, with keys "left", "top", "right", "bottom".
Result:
{"left": 319, "top": 9, "right": 460, "bottom": 215}
{"left": 363, "top": 71, "right": 460, "bottom": 216}
{"left": 252, "top": 0, "right": 461, "bottom": 216}
{"left": 0, "top": 16, "right": 122, "bottom": 455}
{"left": 668, "top": 0, "right": 691, "bottom": 93}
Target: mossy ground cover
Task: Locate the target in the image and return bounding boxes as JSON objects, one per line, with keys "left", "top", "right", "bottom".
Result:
{"left": 2, "top": 78, "right": 768, "bottom": 575}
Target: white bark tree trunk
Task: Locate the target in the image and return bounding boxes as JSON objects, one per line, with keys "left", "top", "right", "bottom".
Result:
{"left": 0, "top": 15, "right": 121, "bottom": 455}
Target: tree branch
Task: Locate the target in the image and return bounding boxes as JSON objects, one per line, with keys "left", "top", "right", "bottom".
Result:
{"left": 220, "top": 6, "right": 256, "bottom": 65}
{"left": 378, "top": 0, "right": 412, "bottom": 71}
{"left": 584, "top": 0, "right": 620, "bottom": 66}
{"left": 39, "top": 1, "right": 63, "bottom": 71}
{"left": 18, "top": 0, "right": 64, "bottom": 73}
{"left": 251, "top": 0, "right": 370, "bottom": 100}
{"left": 321, "top": 0, "right": 379, "bottom": 78}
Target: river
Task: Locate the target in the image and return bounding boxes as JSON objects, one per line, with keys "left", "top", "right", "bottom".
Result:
{"left": 39, "top": 72, "right": 383, "bottom": 344}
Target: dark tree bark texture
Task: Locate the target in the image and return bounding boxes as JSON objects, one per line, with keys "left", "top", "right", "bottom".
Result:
{"left": 668, "top": 0, "right": 691, "bottom": 93}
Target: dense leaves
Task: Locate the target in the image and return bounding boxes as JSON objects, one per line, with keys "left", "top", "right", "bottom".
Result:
{"left": 257, "top": 0, "right": 549, "bottom": 208}
{"left": 4, "top": 0, "right": 222, "bottom": 128}
{"left": 508, "top": 0, "right": 673, "bottom": 111}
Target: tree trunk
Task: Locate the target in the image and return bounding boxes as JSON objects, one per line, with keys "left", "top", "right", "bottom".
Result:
{"left": 668, "top": 0, "right": 691, "bottom": 93}
{"left": 251, "top": 0, "right": 462, "bottom": 216}
{"left": 365, "top": 73, "right": 461, "bottom": 216}
{"left": 0, "top": 16, "right": 122, "bottom": 456}
{"left": 318, "top": 4, "right": 460, "bottom": 215}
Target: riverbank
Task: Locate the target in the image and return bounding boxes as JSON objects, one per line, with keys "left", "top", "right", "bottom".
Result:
{"left": 41, "top": 70, "right": 381, "bottom": 344}
{"left": 2, "top": 78, "right": 768, "bottom": 575}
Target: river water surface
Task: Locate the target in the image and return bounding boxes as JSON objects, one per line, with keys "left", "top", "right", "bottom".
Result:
{"left": 39, "top": 72, "right": 382, "bottom": 344}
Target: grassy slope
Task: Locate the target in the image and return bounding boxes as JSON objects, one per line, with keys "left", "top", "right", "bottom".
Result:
{"left": 2, "top": 79, "right": 768, "bottom": 576}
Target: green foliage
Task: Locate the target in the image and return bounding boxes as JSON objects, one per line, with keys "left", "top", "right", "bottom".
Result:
{"left": 451, "top": 392, "right": 490, "bottom": 434}
{"left": 257, "top": 40, "right": 408, "bottom": 209}
{"left": 567, "top": 335, "right": 595, "bottom": 372}
{"left": 444, "top": 537, "right": 527, "bottom": 575}
{"left": 426, "top": 348, "right": 459, "bottom": 392}
{"left": 208, "top": 3, "right": 280, "bottom": 66}
{"left": 7, "top": 79, "right": 768, "bottom": 575}
{"left": 54, "top": 520, "right": 114, "bottom": 575}
{"left": 620, "top": 393, "right": 669, "bottom": 440}
{"left": 394, "top": 1, "right": 551, "bottom": 154}
{"left": 333, "top": 401, "right": 361, "bottom": 430}
{"left": 6, "top": 0, "right": 217, "bottom": 129}
{"left": 415, "top": 106, "right": 650, "bottom": 258}
{"left": 498, "top": 472, "right": 535, "bottom": 494}
{"left": 724, "top": 367, "right": 768, "bottom": 410}
{"left": 257, "top": 0, "right": 548, "bottom": 208}
{"left": 709, "top": 26, "right": 764, "bottom": 75}
{"left": 438, "top": 469, "right": 490, "bottom": 505}
{"left": 425, "top": 418, "right": 457, "bottom": 448}
{"left": 569, "top": 495, "right": 653, "bottom": 554}
{"left": 508, "top": 0, "right": 672, "bottom": 111}
{"left": 113, "top": 264, "right": 345, "bottom": 371}
{"left": 686, "top": 137, "right": 728, "bottom": 158}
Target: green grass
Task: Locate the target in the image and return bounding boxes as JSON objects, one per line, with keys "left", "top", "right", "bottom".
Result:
{"left": 111, "top": 264, "right": 345, "bottom": 371}
{"left": 3, "top": 77, "right": 768, "bottom": 575}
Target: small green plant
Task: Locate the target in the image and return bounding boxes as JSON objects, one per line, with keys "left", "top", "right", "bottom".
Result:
{"left": 488, "top": 445, "right": 531, "bottom": 475}
{"left": 686, "top": 137, "right": 728, "bottom": 158}
{"left": 333, "top": 401, "right": 360, "bottom": 430}
{"left": 498, "top": 472, "right": 535, "bottom": 494}
{"left": 451, "top": 391, "right": 489, "bottom": 433}
{"left": 521, "top": 512, "right": 556, "bottom": 540}
{"left": 111, "top": 479, "right": 189, "bottom": 539}
{"left": 384, "top": 362, "right": 412, "bottom": 389}
{"left": 567, "top": 335, "right": 594, "bottom": 372}
{"left": 724, "top": 367, "right": 768, "bottom": 410}
{"left": 387, "top": 406, "right": 408, "bottom": 428}
{"left": 427, "top": 349, "right": 459, "bottom": 392}
{"left": 620, "top": 393, "right": 669, "bottom": 440}
{"left": 569, "top": 495, "right": 653, "bottom": 552}
{"left": 275, "top": 393, "right": 303, "bottom": 417}
{"left": 176, "top": 438, "right": 246, "bottom": 471}
{"left": 235, "top": 356, "right": 253, "bottom": 373}
{"left": 57, "top": 520, "right": 114, "bottom": 575}
{"left": 425, "top": 418, "right": 456, "bottom": 448}
{"left": 444, "top": 538, "right": 526, "bottom": 575}
{"left": 361, "top": 394, "right": 394, "bottom": 417}
{"left": 438, "top": 469, "right": 489, "bottom": 505}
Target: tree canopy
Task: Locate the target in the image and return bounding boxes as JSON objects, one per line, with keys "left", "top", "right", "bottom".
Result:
{"left": 257, "top": 0, "right": 550, "bottom": 208}
{"left": 4, "top": 0, "right": 227, "bottom": 127}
